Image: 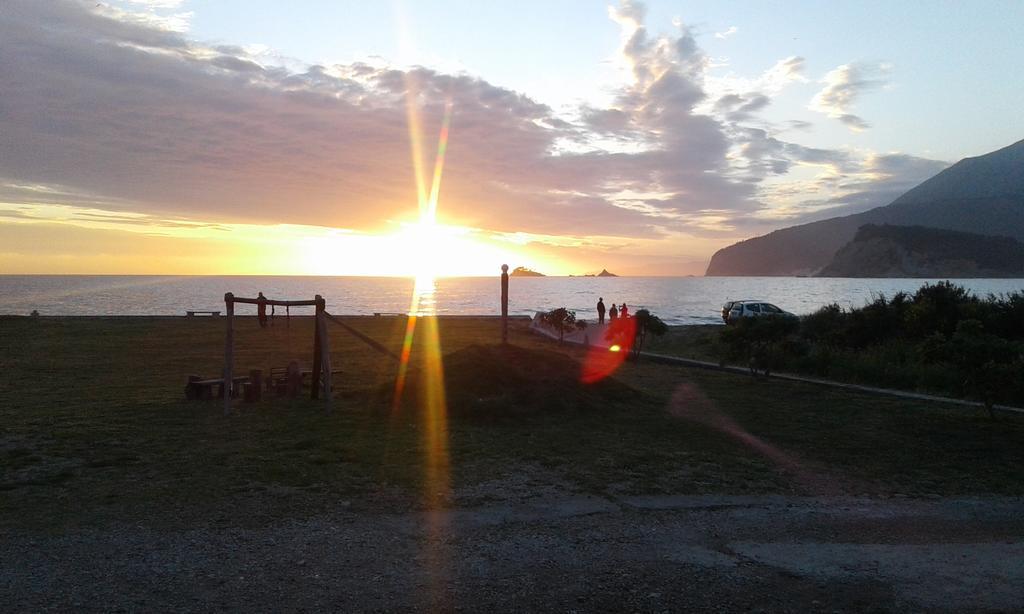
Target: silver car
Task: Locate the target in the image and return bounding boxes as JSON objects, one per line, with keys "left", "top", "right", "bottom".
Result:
{"left": 722, "top": 300, "right": 797, "bottom": 324}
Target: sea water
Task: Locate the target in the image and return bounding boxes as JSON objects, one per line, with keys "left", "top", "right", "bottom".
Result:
{"left": 1, "top": 275, "right": 1022, "bottom": 325}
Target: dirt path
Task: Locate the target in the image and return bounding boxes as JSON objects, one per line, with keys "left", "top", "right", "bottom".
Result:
{"left": 3, "top": 495, "right": 1022, "bottom": 612}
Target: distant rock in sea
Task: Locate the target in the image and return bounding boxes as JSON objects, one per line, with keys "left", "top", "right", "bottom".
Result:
{"left": 510, "top": 266, "right": 545, "bottom": 277}
{"left": 818, "top": 224, "right": 1024, "bottom": 278}
{"left": 597, "top": 269, "right": 618, "bottom": 277}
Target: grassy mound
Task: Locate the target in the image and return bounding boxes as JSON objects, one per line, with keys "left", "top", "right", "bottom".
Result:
{"left": 396, "top": 343, "right": 637, "bottom": 417}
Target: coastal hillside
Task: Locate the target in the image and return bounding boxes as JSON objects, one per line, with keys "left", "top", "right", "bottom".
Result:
{"left": 706, "top": 138, "right": 1024, "bottom": 276}
{"left": 818, "top": 224, "right": 1024, "bottom": 278}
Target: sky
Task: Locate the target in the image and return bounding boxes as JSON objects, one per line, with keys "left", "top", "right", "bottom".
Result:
{"left": 1, "top": 0, "right": 1022, "bottom": 276}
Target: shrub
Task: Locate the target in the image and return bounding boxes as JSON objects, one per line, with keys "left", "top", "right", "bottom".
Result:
{"left": 905, "top": 281, "right": 979, "bottom": 339}
{"left": 801, "top": 303, "right": 846, "bottom": 345}
{"left": 722, "top": 315, "right": 799, "bottom": 375}
{"left": 630, "top": 309, "right": 668, "bottom": 359}
{"left": 711, "top": 283, "right": 1024, "bottom": 406}
{"left": 539, "top": 307, "right": 578, "bottom": 344}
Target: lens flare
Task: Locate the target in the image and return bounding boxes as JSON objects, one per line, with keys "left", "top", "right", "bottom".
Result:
{"left": 581, "top": 318, "right": 636, "bottom": 384}
{"left": 392, "top": 74, "right": 456, "bottom": 607}
{"left": 392, "top": 75, "right": 455, "bottom": 530}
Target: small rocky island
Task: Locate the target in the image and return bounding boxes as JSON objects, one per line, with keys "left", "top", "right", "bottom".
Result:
{"left": 570, "top": 268, "right": 619, "bottom": 277}
{"left": 510, "top": 266, "right": 545, "bottom": 277}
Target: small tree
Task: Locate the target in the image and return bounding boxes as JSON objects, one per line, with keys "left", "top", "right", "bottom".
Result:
{"left": 540, "top": 307, "right": 578, "bottom": 344}
{"left": 631, "top": 309, "right": 668, "bottom": 359}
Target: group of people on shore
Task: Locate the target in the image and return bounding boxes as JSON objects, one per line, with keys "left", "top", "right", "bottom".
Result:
{"left": 595, "top": 297, "right": 629, "bottom": 325}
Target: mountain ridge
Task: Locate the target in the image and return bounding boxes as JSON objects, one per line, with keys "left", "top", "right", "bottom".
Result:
{"left": 705, "top": 138, "right": 1024, "bottom": 276}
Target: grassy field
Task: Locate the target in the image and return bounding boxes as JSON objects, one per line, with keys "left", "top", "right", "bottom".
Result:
{"left": 644, "top": 324, "right": 723, "bottom": 362}
{"left": 2, "top": 315, "right": 1023, "bottom": 533}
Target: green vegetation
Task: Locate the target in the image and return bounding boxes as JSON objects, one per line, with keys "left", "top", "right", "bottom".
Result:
{"left": 628, "top": 309, "right": 668, "bottom": 359}
{"left": 649, "top": 282, "right": 1024, "bottom": 407}
{"left": 2, "top": 314, "right": 1023, "bottom": 534}
{"left": 539, "top": 307, "right": 585, "bottom": 343}
{"left": 819, "top": 223, "right": 1024, "bottom": 277}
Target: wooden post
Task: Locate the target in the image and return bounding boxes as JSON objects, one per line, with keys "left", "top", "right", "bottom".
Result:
{"left": 223, "top": 292, "right": 234, "bottom": 416}
{"left": 500, "top": 264, "right": 509, "bottom": 344}
{"left": 317, "top": 298, "right": 332, "bottom": 412}
{"left": 311, "top": 295, "right": 323, "bottom": 400}
{"left": 185, "top": 375, "right": 201, "bottom": 400}
{"left": 246, "top": 369, "right": 263, "bottom": 403}
{"left": 286, "top": 361, "right": 301, "bottom": 398}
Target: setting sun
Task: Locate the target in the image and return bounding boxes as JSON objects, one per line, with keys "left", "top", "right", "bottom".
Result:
{"left": 300, "top": 221, "right": 525, "bottom": 277}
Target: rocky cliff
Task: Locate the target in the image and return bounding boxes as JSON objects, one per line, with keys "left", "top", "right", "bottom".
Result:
{"left": 706, "top": 138, "right": 1024, "bottom": 276}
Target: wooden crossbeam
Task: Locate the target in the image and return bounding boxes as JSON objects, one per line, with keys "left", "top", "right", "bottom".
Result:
{"left": 228, "top": 297, "right": 318, "bottom": 307}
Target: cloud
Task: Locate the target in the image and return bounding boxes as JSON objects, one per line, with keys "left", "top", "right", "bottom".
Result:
{"left": 809, "top": 62, "right": 888, "bottom": 131}
{"left": 0, "top": 0, "right": 944, "bottom": 263}
{"left": 2, "top": 1, "right": 595, "bottom": 234}
{"left": 714, "top": 26, "right": 738, "bottom": 40}
{"left": 715, "top": 93, "right": 771, "bottom": 122}
{"left": 760, "top": 56, "right": 808, "bottom": 93}
{"left": 1, "top": 0, "right": 774, "bottom": 240}
{"left": 749, "top": 151, "right": 949, "bottom": 229}
{"left": 95, "top": 0, "right": 194, "bottom": 32}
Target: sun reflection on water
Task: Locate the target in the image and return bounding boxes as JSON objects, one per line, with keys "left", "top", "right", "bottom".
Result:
{"left": 410, "top": 274, "right": 437, "bottom": 316}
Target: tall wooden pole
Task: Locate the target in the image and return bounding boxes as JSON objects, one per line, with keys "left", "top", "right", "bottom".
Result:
{"left": 223, "top": 292, "right": 234, "bottom": 416}
{"left": 501, "top": 264, "right": 509, "bottom": 344}
{"left": 311, "top": 294, "right": 323, "bottom": 400}
{"left": 317, "top": 296, "right": 332, "bottom": 412}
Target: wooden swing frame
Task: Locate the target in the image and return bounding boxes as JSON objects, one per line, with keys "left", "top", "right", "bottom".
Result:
{"left": 222, "top": 292, "right": 332, "bottom": 415}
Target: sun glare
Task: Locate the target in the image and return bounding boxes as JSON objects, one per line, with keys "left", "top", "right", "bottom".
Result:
{"left": 302, "top": 221, "right": 523, "bottom": 277}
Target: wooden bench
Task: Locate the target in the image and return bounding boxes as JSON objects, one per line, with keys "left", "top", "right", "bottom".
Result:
{"left": 185, "top": 375, "right": 249, "bottom": 400}
{"left": 266, "top": 366, "right": 344, "bottom": 396}
{"left": 186, "top": 310, "right": 221, "bottom": 317}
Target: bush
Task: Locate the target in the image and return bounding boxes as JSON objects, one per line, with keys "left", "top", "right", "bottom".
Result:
{"left": 801, "top": 303, "right": 846, "bottom": 345}
{"left": 630, "top": 309, "right": 668, "bottom": 359}
{"left": 539, "top": 307, "right": 578, "bottom": 344}
{"left": 712, "top": 282, "right": 1024, "bottom": 407}
{"left": 721, "top": 315, "right": 799, "bottom": 375}
{"left": 905, "top": 281, "right": 979, "bottom": 339}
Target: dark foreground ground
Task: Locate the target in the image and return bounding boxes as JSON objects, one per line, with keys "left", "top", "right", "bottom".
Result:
{"left": 1, "top": 316, "right": 1023, "bottom": 611}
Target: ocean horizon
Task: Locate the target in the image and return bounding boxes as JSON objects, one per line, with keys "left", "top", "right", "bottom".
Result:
{"left": 3, "top": 274, "right": 1022, "bottom": 325}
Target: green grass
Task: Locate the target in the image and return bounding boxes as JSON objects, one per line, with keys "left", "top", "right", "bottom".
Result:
{"left": 643, "top": 324, "right": 724, "bottom": 362}
{"left": 644, "top": 323, "right": 1024, "bottom": 406}
{"left": 2, "top": 316, "right": 1023, "bottom": 532}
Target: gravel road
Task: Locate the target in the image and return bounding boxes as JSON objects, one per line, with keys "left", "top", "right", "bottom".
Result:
{"left": 3, "top": 494, "right": 1022, "bottom": 612}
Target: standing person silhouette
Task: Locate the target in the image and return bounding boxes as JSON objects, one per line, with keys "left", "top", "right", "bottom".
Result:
{"left": 597, "top": 297, "right": 606, "bottom": 325}
{"left": 257, "top": 292, "right": 268, "bottom": 328}
{"left": 609, "top": 302, "right": 618, "bottom": 321}
{"left": 620, "top": 303, "right": 629, "bottom": 319}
